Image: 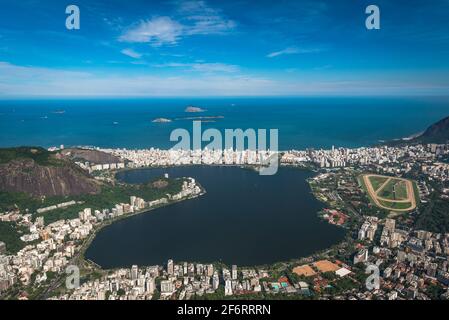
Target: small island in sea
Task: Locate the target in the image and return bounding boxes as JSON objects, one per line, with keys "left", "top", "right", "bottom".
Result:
{"left": 152, "top": 118, "right": 172, "bottom": 123}
{"left": 185, "top": 106, "right": 206, "bottom": 113}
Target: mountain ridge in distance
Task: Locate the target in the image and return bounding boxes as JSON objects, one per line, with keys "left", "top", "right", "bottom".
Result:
{"left": 415, "top": 115, "right": 449, "bottom": 144}
{"left": 386, "top": 115, "right": 449, "bottom": 146}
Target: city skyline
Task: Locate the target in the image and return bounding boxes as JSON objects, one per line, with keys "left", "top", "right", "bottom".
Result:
{"left": 0, "top": 0, "right": 449, "bottom": 97}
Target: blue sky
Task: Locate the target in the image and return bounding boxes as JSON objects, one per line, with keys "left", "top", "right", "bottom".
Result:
{"left": 0, "top": 0, "right": 448, "bottom": 97}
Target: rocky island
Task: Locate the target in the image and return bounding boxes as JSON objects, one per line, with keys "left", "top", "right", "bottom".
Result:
{"left": 185, "top": 106, "right": 206, "bottom": 113}
{"left": 152, "top": 118, "right": 172, "bottom": 123}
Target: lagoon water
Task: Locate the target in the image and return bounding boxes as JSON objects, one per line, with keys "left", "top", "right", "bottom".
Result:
{"left": 85, "top": 166, "right": 345, "bottom": 267}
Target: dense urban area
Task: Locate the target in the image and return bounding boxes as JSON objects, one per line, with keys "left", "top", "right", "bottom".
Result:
{"left": 1, "top": 142, "right": 449, "bottom": 300}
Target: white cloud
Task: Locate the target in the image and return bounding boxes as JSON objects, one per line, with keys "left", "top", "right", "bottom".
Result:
{"left": 121, "top": 48, "right": 142, "bottom": 59}
{"left": 119, "top": 1, "right": 235, "bottom": 46}
{"left": 267, "top": 47, "right": 322, "bottom": 58}
{"left": 119, "top": 16, "right": 183, "bottom": 45}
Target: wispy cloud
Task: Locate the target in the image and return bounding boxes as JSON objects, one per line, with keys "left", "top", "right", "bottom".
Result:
{"left": 2, "top": 62, "right": 448, "bottom": 97}
{"left": 121, "top": 48, "right": 142, "bottom": 59}
{"left": 119, "top": 16, "right": 183, "bottom": 45}
{"left": 0, "top": 62, "right": 269, "bottom": 96}
{"left": 267, "top": 47, "right": 323, "bottom": 58}
{"left": 119, "top": 0, "right": 235, "bottom": 46}
{"left": 154, "top": 62, "right": 239, "bottom": 73}
{"left": 0, "top": 61, "right": 90, "bottom": 81}
{"left": 177, "top": 0, "right": 236, "bottom": 35}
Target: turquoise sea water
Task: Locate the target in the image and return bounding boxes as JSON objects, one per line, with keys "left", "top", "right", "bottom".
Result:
{"left": 1, "top": 97, "right": 449, "bottom": 150}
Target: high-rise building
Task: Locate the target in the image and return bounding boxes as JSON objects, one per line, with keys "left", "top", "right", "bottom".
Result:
{"left": 212, "top": 272, "right": 219, "bottom": 290}
{"left": 367, "top": 226, "right": 377, "bottom": 241}
{"left": 231, "top": 265, "right": 238, "bottom": 280}
{"left": 84, "top": 208, "right": 92, "bottom": 218}
{"left": 130, "top": 196, "right": 136, "bottom": 207}
{"left": 160, "top": 280, "right": 174, "bottom": 294}
{"left": 207, "top": 264, "right": 214, "bottom": 277}
{"left": 167, "top": 259, "right": 174, "bottom": 275}
{"left": 145, "top": 277, "right": 155, "bottom": 294}
{"left": 225, "top": 279, "right": 233, "bottom": 296}
{"left": 196, "top": 264, "right": 204, "bottom": 275}
{"left": 35, "top": 217, "right": 45, "bottom": 228}
{"left": 353, "top": 249, "right": 369, "bottom": 264}
{"left": 97, "top": 290, "right": 106, "bottom": 300}
{"left": 79, "top": 208, "right": 92, "bottom": 221}
{"left": 384, "top": 219, "right": 396, "bottom": 233}
{"left": 131, "top": 265, "right": 139, "bottom": 281}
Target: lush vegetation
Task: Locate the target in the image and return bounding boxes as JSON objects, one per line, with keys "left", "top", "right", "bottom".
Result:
{"left": 0, "top": 222, "right": 28, "bottom": 254}
{"left": 33, "top": 178, "right": 184, "bottom": 225}
{"left": 0, "top": 191, "right": 39, "bottom": 212}
{"left": 1, "top": 177, "right": 184, "bottom": 225}
{"left": 0, "top": 177, "right": 185, "bottom": 256}
{"left": 425, "top": 283, "right": 446, "bottom": 300}
{"left": 415, "top": 194, "right": 449, "bottom": 233}
{"left": 368, "top": 176, "right": 388, "bottom": 192}
{"left": 0, "top": 147, "right": 62, "bottom": 166}
{"left": 0, "top": 191, "right": 74, "bottom": 213}
{"left": 377, "top": 179, "right": 407, "bottom": 201}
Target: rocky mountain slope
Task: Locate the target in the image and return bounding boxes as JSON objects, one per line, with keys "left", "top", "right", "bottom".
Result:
{"left": 60, "top": 148, "right": 122, "bottom": 165}
{"left": 415, "top": 115, "right": 449, "bottom": 144}
{"left": 0, "top": 147, "right": 100, "bottom": 197}
{"left": 387, "top": 115, "right": 449, "bottom": 146}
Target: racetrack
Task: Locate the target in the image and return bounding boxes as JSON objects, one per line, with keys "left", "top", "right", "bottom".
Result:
{"left": 361, "top": 174, "right": 417, "bottom": 212}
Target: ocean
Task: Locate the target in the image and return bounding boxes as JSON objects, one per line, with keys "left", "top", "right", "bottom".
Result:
{"left": 1, "top": 96, "right": 449, "bottom": 150}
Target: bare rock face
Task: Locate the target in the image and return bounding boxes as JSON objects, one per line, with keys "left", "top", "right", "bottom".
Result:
{"left": 60, "top": 148, "right": 123, "bottom": 165}
{"left": 185, "top": 106, "right": 206, "bottom": 113}
{"left": 0, "top": 158, "right": 100, "bottom": 197}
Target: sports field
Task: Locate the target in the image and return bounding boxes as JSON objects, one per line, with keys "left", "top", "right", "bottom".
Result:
{"left": 360, "top": 174, "right": 418, "bottom": 212}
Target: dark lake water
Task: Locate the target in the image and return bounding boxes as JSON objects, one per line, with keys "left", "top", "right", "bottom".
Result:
{"left": 85, "top": 166, "right": 346, "bottom": 268}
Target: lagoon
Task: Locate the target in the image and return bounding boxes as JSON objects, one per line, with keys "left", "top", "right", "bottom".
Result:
{"left": 85, "top": 166, "right": 346, "bottom": 268}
